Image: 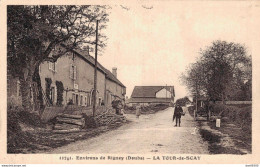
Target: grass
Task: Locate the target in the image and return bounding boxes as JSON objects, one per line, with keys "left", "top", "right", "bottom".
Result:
{"left": 7, "top": 108, "right": 128, "bottom": 154}
{"left": 8, "top": 122, "right": 129, "bottom": 154}
{"left": 192, "top": 104, "right": 252, "bottom": 154}
{"left": 208, "top": 121, "right": 251, "bottom": 153}
{"left": 198, "top": 122, "right": 246, "bottom": 154}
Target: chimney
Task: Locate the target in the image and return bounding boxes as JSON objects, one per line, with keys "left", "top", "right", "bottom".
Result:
{"left": 112, "top": 67, "right": 117, "bottom": 78}
{"left": 83, "top": 45, "right": 90, "bottom": 56}
{"left": 86, "top": 46, "right": 89, "bottom": 56}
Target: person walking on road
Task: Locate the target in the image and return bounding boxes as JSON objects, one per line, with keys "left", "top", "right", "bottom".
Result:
{"left": 173, "top": 103, "right": 184, "bottom": 127}
{"left": 136, "top": 105, "right": 141, "bottom": 119}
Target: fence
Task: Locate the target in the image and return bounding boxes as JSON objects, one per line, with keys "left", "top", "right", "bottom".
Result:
{"left": 215, "top": 101, "right": 252, "bottom": 105}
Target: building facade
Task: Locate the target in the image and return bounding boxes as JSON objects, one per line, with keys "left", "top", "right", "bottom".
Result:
{"left": 7, "top": 47, "right": 126, "bottom": 109}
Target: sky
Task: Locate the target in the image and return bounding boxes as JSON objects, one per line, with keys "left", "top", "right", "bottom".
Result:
{"left": 96, "top": 1, "right": 258, "bottom": 100}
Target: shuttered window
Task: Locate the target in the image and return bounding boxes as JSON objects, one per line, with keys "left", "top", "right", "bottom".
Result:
{"left": 73, "top": 66, "right": 77, "bottom": 80}
{"left": 70, "top": 64, "right": 77, "bottom": 80}
{"left": 55, "top": 62, "right": 57, "bottom": 72}
{"left": 70, "top": 64, "right": 73, "bottom": 79}
{"left": 72, "top": 93, "right": 75, "bottom": 104}
{"left": 48, "top": 62, "right": 56, "bottom": 72}
{"left": 85, "top": 96, "right": 87, "bottom": 106}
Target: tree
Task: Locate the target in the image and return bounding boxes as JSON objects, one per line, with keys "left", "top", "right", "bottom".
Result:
{"left": 181, "top": 62, "right": 207, "bottom": 98}
{"left": 7, "top": 5, "right": 109, "bottom": 112}
{"left": 175, "top": 96, "right": 191, "bottom": 107}
{"left": 181, "top": 40, "right": 252, "bottom": 103}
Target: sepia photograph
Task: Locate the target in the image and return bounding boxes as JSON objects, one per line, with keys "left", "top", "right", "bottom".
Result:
{"left": 1, "top": 0, "right": 260, "bottom": 164}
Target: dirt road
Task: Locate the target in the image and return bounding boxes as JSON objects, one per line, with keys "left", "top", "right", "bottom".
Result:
{"left": 48, "top": 107, "right": 209, "bottom": 154}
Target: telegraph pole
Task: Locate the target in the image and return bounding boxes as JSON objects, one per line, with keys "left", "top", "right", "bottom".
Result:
{"left": 165, "top": 84, "right": 167, "bottom": 103}
{"left": 194, "top": 80, "right": 198, "bottom": 120}
{"left": 93, "top": 20, "right": 99, "bottom": 117}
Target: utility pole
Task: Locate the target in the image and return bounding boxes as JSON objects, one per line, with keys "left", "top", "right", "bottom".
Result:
{"left": 165, "top": 84, "right": 167, "bottom": 103}
{"left": 93, "top": 20, "right": 99, "bottom": 117}
{"left": 194, "top": 80, "right": 198, "bottom": 120}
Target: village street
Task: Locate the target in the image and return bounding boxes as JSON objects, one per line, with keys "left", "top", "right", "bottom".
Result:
{"left": 48, "top": 107, "right": 209, "bottom": 154}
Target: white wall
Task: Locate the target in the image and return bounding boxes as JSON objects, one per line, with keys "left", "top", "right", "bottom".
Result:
{"left": 156, "top": 88, "right": 172, "bottom": 98}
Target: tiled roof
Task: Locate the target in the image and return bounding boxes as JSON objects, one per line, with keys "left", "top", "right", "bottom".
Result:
{"left": 72, "top": 48, "right": 105, "bottom": 73}
{"left": 128, "top": 97, "right": 173, "bottom": 103}
{"left": 71, "top": 48, "right": 125, "bottom": 88}
{"left": 102, "top": 68, "right": 126, "bottom": 88}
{"left": 131, "top": 86, "right": 175, "bottom": 98}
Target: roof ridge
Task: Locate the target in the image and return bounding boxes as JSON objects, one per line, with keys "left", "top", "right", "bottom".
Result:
{"left": 131, "top": 86, "right": 175, "bottom": 98}
{"left": 67, "top": 46, "right": 125, "bottom": 88}
{"left": 134, "top": 85, "right": 174, "bottom": 87}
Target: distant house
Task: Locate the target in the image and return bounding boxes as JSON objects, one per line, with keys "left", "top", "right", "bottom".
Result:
{"left": 128, "top": 86, "right": 175, "bottom": 106}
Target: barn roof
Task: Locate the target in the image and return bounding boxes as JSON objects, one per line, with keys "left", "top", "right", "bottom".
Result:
{"left": 128, "top": 97, "right": 173, "bottom": 103}
{"left": 131, "top": 86, "right": 175, "bottom": 98}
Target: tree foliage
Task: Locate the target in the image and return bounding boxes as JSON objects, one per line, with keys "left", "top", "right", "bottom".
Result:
{"left": 175, "top": 96, "right": 191, "bottom": 107}
{"left": 7, "top": 5, "right": 110, "bottom": 111}
{"left": 181, "top": 40, "right": 252, "bottom": 102}
{"left": 8, "top": 5, "right": 109, "bottom": 75}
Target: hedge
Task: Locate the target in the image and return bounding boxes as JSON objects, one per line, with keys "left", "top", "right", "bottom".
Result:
{"left": 212, "top": 104, "right": 252, "bottom": 132}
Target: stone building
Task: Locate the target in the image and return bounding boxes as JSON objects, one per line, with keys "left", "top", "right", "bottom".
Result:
{"left": 7, "top": 47, "right": 126, "bottom": 110}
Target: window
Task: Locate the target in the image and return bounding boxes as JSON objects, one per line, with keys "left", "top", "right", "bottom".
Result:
{"left": 85, "top": 96, "right": 87, "bottom": 106}
{"left": 80, "top": 95, "right": 83, "bottom": 106}
{"left": 73, "top": 93, "right": 79, "bottom": 105}
{"left": 72, "top": 93, "right": 80, "bottom": 105}
{"left": 76, "top": 94, "right": 79, "bottom": 105}
{"left": 16, "top": 80, "right": 20, "bottom": 97}
{"left": 48, "top": 62, "right": 57, "bottom": 72}
{"left": 99, "top": 97, "right": 102, "bottom": 106}
{"left": 72, "top": 93, "right": 76, "bottom": 104}
{"left": 50, "top": 87, "right": 55, "bottom": 104}
{"left": 88, "top": 94, "right": 91, "bottom": 106}
{"left": 70, "top": 64, "right": 77, "bottom": 80}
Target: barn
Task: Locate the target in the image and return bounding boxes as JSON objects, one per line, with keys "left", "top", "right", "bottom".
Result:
{"left": 128, "top": 86, "right": 175, "bottom": 106}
